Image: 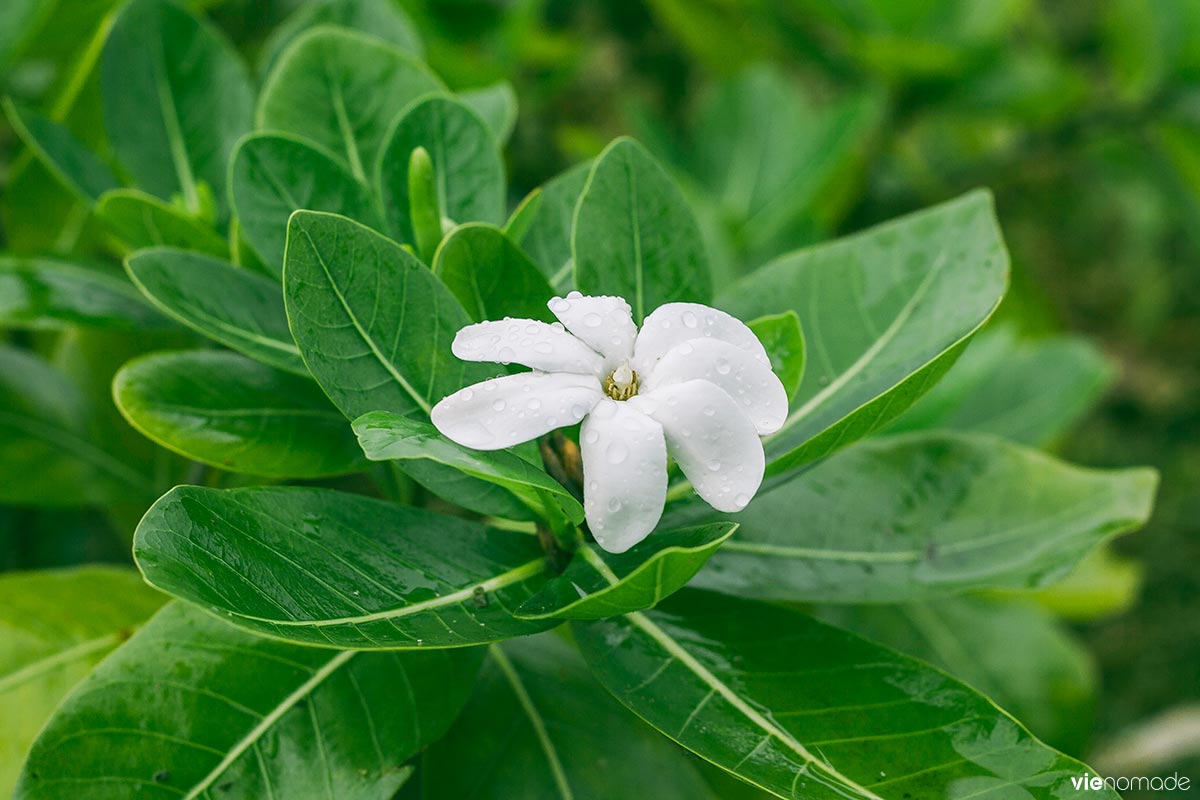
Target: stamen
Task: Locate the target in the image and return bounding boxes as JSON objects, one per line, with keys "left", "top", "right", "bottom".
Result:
{"left": 604, "top": 362, "right": 639, "bottom": 400}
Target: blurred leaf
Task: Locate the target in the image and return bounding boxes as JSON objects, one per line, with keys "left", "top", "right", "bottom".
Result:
{"left": 460, "top": 80, "right": 518, "bottom": 144}
{"left": 0, "top": 0, "right": 56, "bottom": 68}
{"left": 747, "top": 311, "right": 805, "bottom": 399}
{"left": 433, "top": 223, "right": 553, "bottom": 322}
{"left": 258, "top": 0, "right": 424, "bottom": 78}
{"left": 521, "top": 159, "right": 590, "bottom": 284}
{"left": 1018, "top": 546, "right": 1145, "bottom": 621}
{"left": 95, "top": 188, "right": 228, "bottom": 257}
{"left": 0, "top": 257, "right": 169, "bottom": 331}
{"left": 2, "top": 98, "right": 119, "bottom": 206}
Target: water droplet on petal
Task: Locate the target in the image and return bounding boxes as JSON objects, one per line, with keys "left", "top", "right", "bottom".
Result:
{"left": 682, "top": 310, "right": 698, "bottom": 328}
{"left": 734, "top": 493, "right": 751, "bottom": 508}
{"left": 528, "top": 398, "right": 542, "bottom": 410}
{"left": 567, "top": 290, "right": 582, "bottom": 299}
{"left": 460, "top": 388, "right": 474, "bottom": 401}
{"left": 498, "top": 346, "right": 515, "bottom": 364}
{"left": 534, "top": 341, "right": 554, "bottom": 354}
{"left": 571, "top": 403, "right": 588, "bottom": 420}
{"left": 492, "top": 399, "right": 506, "bottom": 411}
{"left": 715, "top": 358, "right": 731, "bottom": 375}
{"left": 583, "top": 312, "right": 602, "bottom": 328}
{"left": 607, "top": 498, "right": 622, "bottom": 512}
{"left": 584, "top": 429, "right": 599, "bottom": 444}
{"left": 550, "top": 297, "right": 570, "bottom": 313}
{"left": 607, "top": 442, "right": 629, "bottom": 464}
{"left": 526, "top": 323, "right": 540, "bottom": 335}
{"left": 707, "top": 460, "right": 721, "bottom": 472}
{"left": 703, "top": 405, "right": 716, "bottom": 416}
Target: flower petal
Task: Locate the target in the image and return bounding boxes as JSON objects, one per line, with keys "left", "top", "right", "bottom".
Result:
{"left": 642, "top": 338, "right": 789, "bottom": 434}
{"left": 452, "top": 319, "right": 603, "bottom": 375}
{"left": 432, "top": 372, "right": 602, "bottom": 450}
{"left": 580, "top": 399, "right": 667, "bottom": 553}
{"left": 632, "top": 302, "right": 770, "bottom": 374}
{"left": 548, "top": 292, "right": 638, "bottom": 365}
{"left": 631, "top": 379, "right": 764, "bottom": 513}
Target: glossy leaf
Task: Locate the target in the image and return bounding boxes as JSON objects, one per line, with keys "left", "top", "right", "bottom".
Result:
{"left": 0, "top": 257, "right": 169, "bottom": 331}
{"left": 114, "top": 351, "right": 366, "bottom": 478}
{"left": 721, "top": 190, "right": 1009, "bottom": 474}
{"left": 0, "top": 567, "right": 165, "bottom": 796}
{"left": 95, "top": 189, "right": 229, "bottom": 257}
{"left": 15, "top": 602, "right": 478, "bottom": 799}
{"left": 574, "top": 591, "right": 1119, "bottom": 800}
{"left": 522, "top": 160, "right": 590, "bottom": 283}
{"left": 353, "top": 411, "right": 583, "bottom": 523}
{"left": 516, "top": 523, "right": 737, "bottom": 620}
{"left": 573, "top": 138, "right": 711, "bottom": 321}
{"left": 125, "top": 248, "right": 306, "bottom": 375}
{"left": 283, "top": 210, "right": 489, "bottom": 419}
{"left": 747, "top": 311, "right": 805, "bottom": 399}
{"left": 376, "top": 95, "right": 505, "bottom": 244}
{"left": 134, "top": 485, "right": 556, "bottom": 648}
{"left": 422, "top": 634, "right": 718, "bottom": 799}
{"left": 258, "top": 27, "right": 442, "bottom": 182}
{"left": 258, "top": 0, "right": 423, "bottom": 77}
{"left": 100, "top": 0, "right": 253, "bottom": 216}
{"left": 2, "top": 99, "right": 119, "bottom": 206}
{"left": 694, "top": 432, "right": 1157, "bottom": 603}
{"left": 432, "top": 223, "right": 554, "bottom": 322}
{"left": 460, "top": 81, "right": 518, "bottom": 144}
{"left": 229, "top": 132, "right": 382, "bottom": 276}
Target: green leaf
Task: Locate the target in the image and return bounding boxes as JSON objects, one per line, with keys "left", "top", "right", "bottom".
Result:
{"left": 353, "top": 411, "right": 583, "bottom": 523}
{"left": 407, "top": 146, "right": 443, "bottom": 263}
{"left": 432, "top": 223, "right": 554, "bottom": 322}
{"left": 818, "top": 596, "right": 1097, "bottom": 754}
{"left": 747, "top": 311, "right": 805, "bottom": 399}
{"left": 573, "top": 591, "right": 1119, "bottom": 800}
{"left": 573, "top": 138, "right": 712, "bottom": 322}
{"left": 376, "top": 94, "right": 506, "bottom": 244}
{"left": 1020, "top": 546, "right": 1143, "bottom": 621}
{"left": 229, "top": 132, "right": 382, "bottom": 276}
{"left": 887, "top": 325, "right": 1116, "bottom": 446}
{"left": 15, "top": 602, "right": 478, "bottom": 799}
{"left": 515, "top": 524, "right": 737, "bottom": 620}
{"left": 460, "top": 80, "right": 518, "bottom": 144}
{"left": 2, "top": 98, "right": 119, "bottom": 206}
{"left": 125, "top": 247, "right": 306, "bottom": 375}
{"left": 258, "top": 27, "right": 442, "bottom": 182}
{"left": 720, "top": 190, "right": 1009, "bottom": 474}
{"left": 0, "top": 567, "right": 165, "bottom": 797}
{"left": 0, "top": 257, "right": 170, "bottom": 331}
{"left": 504, "top": 187, "right": 543, "bottom": 243}
{"left": 100, "top": 0, "right": 253, "bottom": 217}
{"left": 283, "top": 210, "right": 489, "bottom": 419}
{"left": 95, "top": 188, "right": 229, "bottom": 257}
{"left": 134, "top": 485, "right": 556, "bottom": 648}
{"left": 422, "top": 633, "right": 719, "bottom": 799}
{"left": 694, "top": 432, "right": 1157, "bottom": 603}
{"left": 258, "top": 0, "right": 424, "bottom": 77}
{"left": 522, "top": 160, "right": 590, "bottom": 284}
{"left": 0, "top": 345, "right": 155, "bottom": 507}
{"left": 114, "top": 351, "right": 367, "bottom": 478}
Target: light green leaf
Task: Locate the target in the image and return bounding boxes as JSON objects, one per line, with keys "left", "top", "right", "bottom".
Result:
{"left": 134, "top": 485, "right": 556, "bottom": 648}
{"left": 747, "top": 311, "right": 805, "bottom": 399}
{"left": 422, "top": 633, "right": 718, "bottom": 799}
{"left": 0, "top": 567, "right": 165, "bottom": 797}
{"left": 2, "top": 98, "right": 119, "bottom": 206}
{"left": 515, "top": 524, "right": 736, "bottom": 620}
{"left": 114, "top": 351, "right": 366, "bottom": 478}
{"left": 721, "top": 190, "right": 1009, "bottom": 474}
{"left": 283, "top": 210, "right": 490, "bottom": 419}
{"left": 504, "top": 187, "right": 542, "bottom": 243}
{"left": 0, "top": 257, "right": 170, "bottom": 331}
{"left": 229, "top": 132, "right": 382, "bottom": 276}
{"left": 15, "top": 602, "right": 477, "bottom": 799}
{"left": 460, "top": 80, "right": 518, "bottom": 144}
{"left": 1019, "top": 546, "right": 1144, "bottom": 621}
{"left": 258, "top": 27, "right": 442, "bottom": 182}
{"left": 125, "top": 247, "right": 306, "bottom": 375}
{"left": 693, "top": 432, "right": 1157, "bottom": 603}
{"left": 522, "top": 160, "right": 590, "bottom": 283}
{"left": 376, "top": 94, "right": 506, "bottom": 245}
{"left": 353, "top": 411, "right": 583, "bottom": 524}
{"left": 258, "top": 0, "right": 424, "bottom": 77}
{"left": 100, "top": 0, "right": 253, "bottom": 217}
{"left": 573, "top": 591, "right": 1119, "bottom": 800}
{"left": 573, "top": 137, "right": 712, "bottom": 322}
{"left": 432, "top": 223, "right": 554, "bottom": 322}
{"left": 95, "top": 188, "right": 229, "bottom": 257}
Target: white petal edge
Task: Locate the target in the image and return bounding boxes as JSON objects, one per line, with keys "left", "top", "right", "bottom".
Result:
{"left": 630, "top": 379, "right": 765, "bottom": 513}
{"left": 431, "top": 372, "right": 602, "bottom": 451}
{"left": 632, "top": 302, "right": 770, "bottom": 375}
{"left": 452, "top": 319, "right": 604, "bottom": 375}
{"left": 642, "top": 338, "right": 789, "bottom": 434}
{"left": 548, "top": 292, "right": 638, "bottom": 366}
{"left": 580, "top": 399, "right": 667, "bottom": 554}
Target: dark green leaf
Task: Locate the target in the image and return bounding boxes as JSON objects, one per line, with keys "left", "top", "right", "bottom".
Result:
{"left": 720, "top": 190, "right": 1009, "bottom": 474}
{"left": 574, "top": 591, "right": 1119, "bottom": 800}
{"left": 258, "top": 27, "right": 442, "bottom": 182}
{"left": 258, "top": 0, "right": 423, "bottom": 77}
{"left": 229, "top": 132, "right": 382, "bottom": 276}
{"left": 114, "top": 351, "right": 366, "bottom": 478}
{"left": 694, "top": 432, "right": 1157, "bottom": 603}
{"left": 2, "top": 98, "right": 119, "bottom": 206}
{"left": 522, "top": 160, "right": 589, "bottom": 284}
{"left": 432, "top": 223, "right": 554, "bottom": 322}
{"left": 95, "top": 188, "right": 229, "bottom": 257}
{"left": 125, "top": 247, "right": 306, "bottom": 374}
{"left": 134, "top": 485, "right": 556, "bottom": 648}
{"left": 573, "top": 138, "right": 712, "bottom": 321}
{"left": 100, "top": 0, "right": 253, "bottom": 217}
{"left": 0, "top": 257, "right": 170, "bottom": 331}
{"left": 283, "top": 210, "right": 489, "bottom": 419}
{"left": 515, "top": 524, "right": 736, "bottom": 620}
{"left": 15, "top": 602, "right": 478, "bottom": 799}
{"left": 747, "top": 311, "right": 805, "bottom": 399}
{"left": 460, "top": 81, "right": 518, "bottom": 144}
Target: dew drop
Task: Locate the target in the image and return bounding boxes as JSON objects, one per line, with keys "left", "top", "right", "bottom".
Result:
{"left": 703, "top": 405, "right": 716, "bottom": 416}
{"left": 491, "top": 399, "right": 507, "bottom": 411}
{"left": 567, "top": 290, "right": 582, "bottom": 299}
{"left": 607, "top": 498, "right": 622, "bottom": 512}
{"left": 498, "top": 346, "right": 515, "bottom": 364}
{"left": 460, "top": 388, "right": 474, "bottom": 401}
{"left": 584, "top": 429, "right": 599, "bottom": 444}
{"left": 571, "top": 403, "right": 588, "bottom": 420}
{"left": 707, "top": 460, "right": 721, "bottom": 472}
{"left": 607, "top": 442, "right": 629, "bottom": 464}
{"left": 734, "top": 493, "right": 751, "bottom": 508}
{"left": 528, "top": 398, "right": 542, "bottom": 410}
{"left": 550, "top": 297, "right": 570, "bottom": 313}
{"left": 583, "top": 312, "right": 602, "bottom": 328}
{"left": 715, "top": 358, "right": 731, "bottom": 375}
{"left": 682, "top": 310, "right": 698, "bottom": 328}
{"left": 526, "top": 323, "right": 540, "bottom": 335}
{"left": 534, "top": 341, "right": 554, "bottom": 354}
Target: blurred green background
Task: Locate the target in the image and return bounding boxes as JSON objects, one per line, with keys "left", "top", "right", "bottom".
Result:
{"left": 2, "top": 0, "right": 1197, "bottom": 794}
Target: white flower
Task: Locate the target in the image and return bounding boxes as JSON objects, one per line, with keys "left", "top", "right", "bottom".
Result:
{"left": 431, "top": 292, "right": 788, "bottom": 553}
